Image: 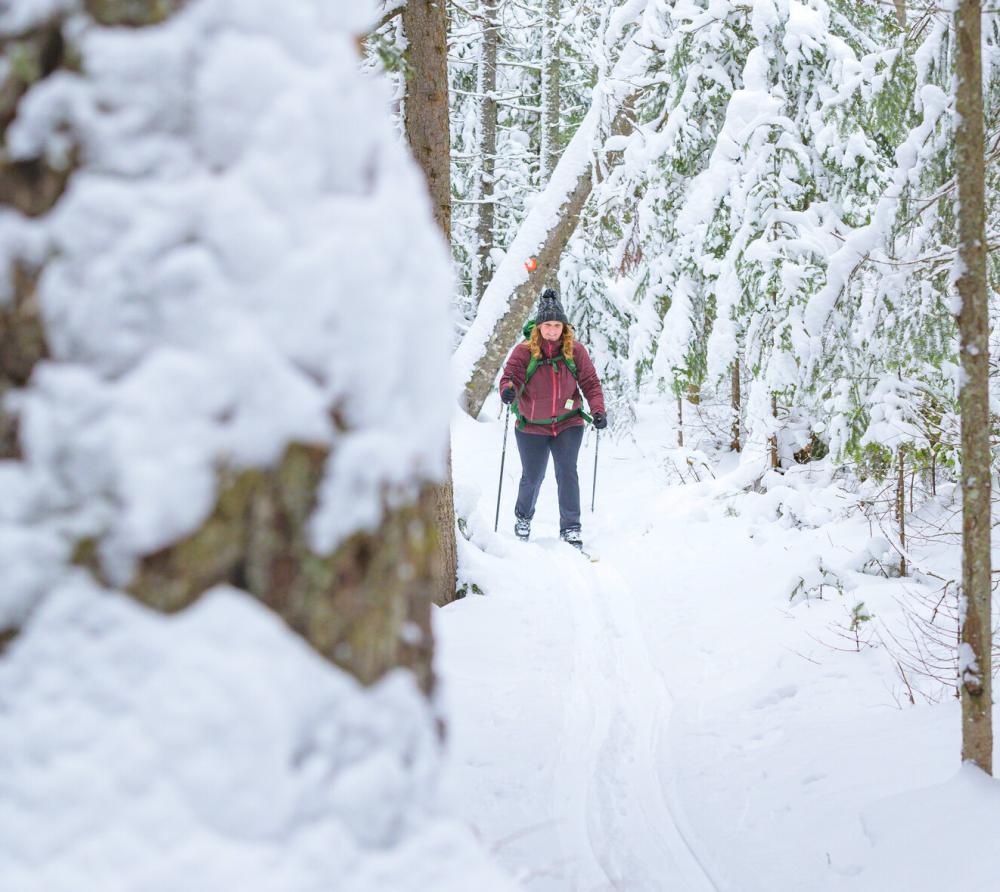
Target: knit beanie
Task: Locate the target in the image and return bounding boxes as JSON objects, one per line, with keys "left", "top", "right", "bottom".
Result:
{"left": 535, "top": 288, "right": 568, "bottom": 325}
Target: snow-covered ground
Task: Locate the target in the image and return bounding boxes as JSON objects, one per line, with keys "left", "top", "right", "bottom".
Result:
{"left": 439, "top": 394, "right": 1000, "bottom": 891}
{"left": 0, "top": 578, "right": 516, "bottom": 892}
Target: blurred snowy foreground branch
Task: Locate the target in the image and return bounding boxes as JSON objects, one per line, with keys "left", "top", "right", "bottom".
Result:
{"left": 0, "top": 1, "right": 514, "bottom": 889}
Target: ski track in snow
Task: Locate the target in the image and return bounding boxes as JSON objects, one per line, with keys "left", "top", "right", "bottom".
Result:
{"left": 550, "top": 548, "right": 719, "bottom": 891}
{"left": 446, "top": 414, "right": 722, "bottom": 891}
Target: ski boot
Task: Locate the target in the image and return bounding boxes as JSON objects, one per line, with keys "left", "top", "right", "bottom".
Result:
{"left": 560, "top": 527, "right": 583, "bottom": 551}
{"left": 514, "top": 515, "right": 531, "bottom": 542}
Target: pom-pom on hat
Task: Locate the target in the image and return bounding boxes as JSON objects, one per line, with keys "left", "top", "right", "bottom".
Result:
{"left": 535, "top": 288, "right": 568, "bottom": 325}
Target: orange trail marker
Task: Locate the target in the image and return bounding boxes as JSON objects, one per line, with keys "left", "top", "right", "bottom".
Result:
{"left": 524, "top": 257, "right": 537, "bottom": 273}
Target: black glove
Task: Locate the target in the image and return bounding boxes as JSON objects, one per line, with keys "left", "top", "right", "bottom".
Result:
{"left": 500, "top": 386, "right": 517, "bottom": 405}
{"left": 593, "top": 411, "right": 607, "bottom": 430}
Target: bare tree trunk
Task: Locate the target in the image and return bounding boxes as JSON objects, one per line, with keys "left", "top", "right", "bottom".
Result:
{"left": 730, "top": 357, "right": 741, "bottom": 452}
{"left": 540, "top": 0, "right": 561, "bottom": 180}
{"left": 955, "top": 0, "right": 992, "bottom": 774}
{"left": 403, "top": 0, "right": 458, "bottom": 606}
{"left": 403, "top": 0, "right": 452, "bottom": 239}
{"left": 896, "top": 447, "right": 907, "bottom": 577}
{"left": 769, "top": 394, "right": 780, "bottom": 469}
{"left": 676, "top": 396, "right": 684, "bottom": 448}
{"left": 430, "top": 447, "right": 459, "bottom": 605}
{"left": 472, "top": 0, "right": 498, "bottom": 306}
{"left": 895, "top": 1, "right": 907, "bottom": 28}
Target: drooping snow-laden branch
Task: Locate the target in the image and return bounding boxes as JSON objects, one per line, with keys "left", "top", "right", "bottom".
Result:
{"left": 452, "top": 5, "right": 650, "bottom": 417}
{"left": 801, "top": 81, "right": 950, "bottom": 341}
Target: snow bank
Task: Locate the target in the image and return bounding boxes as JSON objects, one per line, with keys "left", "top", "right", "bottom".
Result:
{"left": 858, "top": 765, "right": 1000, "bottom": 891}
{"left": 0, "top": 581, "right": 514, "bottom": 891}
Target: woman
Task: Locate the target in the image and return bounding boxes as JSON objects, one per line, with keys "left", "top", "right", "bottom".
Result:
{"left": 499, "top": 288, "right": 606, "bottom": 550}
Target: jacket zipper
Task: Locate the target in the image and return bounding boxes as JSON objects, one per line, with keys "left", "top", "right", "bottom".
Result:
{"left": 551, "top": 364, "right": 558, "bottom": 435}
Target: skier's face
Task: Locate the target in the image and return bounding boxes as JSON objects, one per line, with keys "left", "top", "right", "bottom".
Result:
{"left": 539, "top": 321, "right": 563, "bottom": 341}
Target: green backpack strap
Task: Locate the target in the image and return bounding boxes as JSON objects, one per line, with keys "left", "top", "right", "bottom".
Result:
{"left": 523, "top": 352, "right": 575, "bottom": 385}
{"left": 511, "top": 347, "right": 587, "bottom": 430}
{"left": 524, "top": 354, "right": 540, "bottom": 384}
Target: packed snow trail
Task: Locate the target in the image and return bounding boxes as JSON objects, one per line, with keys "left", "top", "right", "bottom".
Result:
{"left": 441, "top": 412, "right": 720, "bottom": 890}
{"left": 442, "top": 530, "right": 717, "bottom": 891}
{"left": 551, "top": 552, "right": 718, "bottom": 891}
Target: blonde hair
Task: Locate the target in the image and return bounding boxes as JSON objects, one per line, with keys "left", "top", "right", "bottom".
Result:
{"left": 527, "top": 323, "right": 575, "bottom": 362}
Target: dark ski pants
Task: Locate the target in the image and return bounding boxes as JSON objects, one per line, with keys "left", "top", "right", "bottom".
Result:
{"left": 514, "top": 425, "right": 584, "bottom": 533}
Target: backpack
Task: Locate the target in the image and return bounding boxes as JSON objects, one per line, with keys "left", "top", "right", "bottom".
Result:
{"left": 511, "top": 320, "right": 592, "bottom": 430}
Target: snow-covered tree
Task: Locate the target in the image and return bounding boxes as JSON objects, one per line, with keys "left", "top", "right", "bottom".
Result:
{"left": 0, "top": 2, "right": 513, "bottom": 886}
{"left": 562, "top": 0, "right": 1000, "bottom": 489}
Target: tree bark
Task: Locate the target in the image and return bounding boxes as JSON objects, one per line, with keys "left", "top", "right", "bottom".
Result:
{"left": 676, "top": 396, "right": 684, "bottom": 448}
{"left": 540, "top": 0, "right": 560, "bottom": 180}
{"left": 0, "top": 264, "right": 47, "bottom": 459}
{"left": 730, "top": 357, "right": 741, "bottom": 452}
{"left": 76, "top": 443, "right": 439, "bottom": 693}
{"left": 955, "top": 0, "right": 992, "bottom": 774}
{"left": 403, "top": 0, "right": 452, "bottom": 240}
{"left": 472, "top": 0, "right": 498, "bottom": 306}
{"left": 403, "top": 0, "right": 458, "bottom": 606}
{"left": 769, "top": 394, "right": 780, "bottom": 469}
{"left": 896, "top": 447, "right": 906, "bottom": 577}
{"left": 894, "top": 1, "right": 907, "bottom": 28}
{"left": 0, "top": 19, "right": 75, "bottom": 455}
{"left": 84, "top": 0, "right": 185, "bottom": 25}
{"left": 430, "top": 447, "right": 459, "bottom": 606}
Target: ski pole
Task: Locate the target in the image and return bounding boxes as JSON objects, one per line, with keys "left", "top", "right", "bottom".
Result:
{"left": 494, "top": 409, "right": 511, "bottom": 532}
{"left": 591, "top": 428, "right": 599, "bottom": 513}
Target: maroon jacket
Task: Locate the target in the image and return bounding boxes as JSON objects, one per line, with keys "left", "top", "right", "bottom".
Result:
{"left": 500, "top": 337, "right": 606, "bottom": 436}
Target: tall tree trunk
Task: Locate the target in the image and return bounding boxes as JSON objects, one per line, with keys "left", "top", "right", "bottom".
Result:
{"left": 677, "top": 396, "right": 684, "bottom": 448}
{"left": 895, "top": 1, "right": 907, "bottom": 28}
{"left": 955, "top": 0, "right": 992, "bottom": 775}
{"left": 403, "top": 0, "right": 452, "bottom": 239}
{"left": 431, "top": 447, "right": 459, "bottom": 605}
{"left": 403, "top": 0, "right": 458, "bottom": 606}
{"left": 896, "top": 447, "right": 907, "bottom": 577}
{"left": 730, "top": 357, "right": 741, "bottom": 452}
{"left": 769, "top": 394, "right": 780, "bottom": 469}
{"left": 472, "top": 0, "right": 498, "bottom": 306}
{"left": 540, "top": 0, "right": 561, "bottom": 180}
